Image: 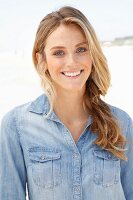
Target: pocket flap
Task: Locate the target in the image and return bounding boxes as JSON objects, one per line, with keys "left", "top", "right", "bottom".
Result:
{"left": 93, "top": 149, "right": 118, "bottom": 161}
{"left": 29, "top": 151, "right": 61, "bottom": 162}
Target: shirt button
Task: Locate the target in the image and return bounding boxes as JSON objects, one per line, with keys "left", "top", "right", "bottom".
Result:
{"left": 73, "top": 153, "right": 79, "bottom": 159}
{"left": 74, "top": 185, "right": 80, "bottom": 192}
{"left": 107, "top": 153, "right": 112, "bottom": 159}
{"left": 40, "top": 155, "right": 45, "bottom": 160}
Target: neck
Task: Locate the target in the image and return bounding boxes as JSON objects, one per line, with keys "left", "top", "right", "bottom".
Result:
{"left": 53, "top": 89, "right": 89, "bottom": 124}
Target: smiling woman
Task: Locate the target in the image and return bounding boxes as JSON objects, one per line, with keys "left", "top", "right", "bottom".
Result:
{"left": 0, "top": 6, "right": 133, "bottom": 200}
{"left": 36, "top": 24, "right": 92, "bottom": 94}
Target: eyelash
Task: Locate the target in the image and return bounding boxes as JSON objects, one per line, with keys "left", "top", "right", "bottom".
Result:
{"left": 53, "top": 51, "right": 64, "bottom": 56}
{"left": 53, "top": 47, "right": 87, "bottom": 56}
{"left": 76, "top": 47, "right": 87, "bottom": 53}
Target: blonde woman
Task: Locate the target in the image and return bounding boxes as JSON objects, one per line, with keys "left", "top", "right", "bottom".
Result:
{"left": 0, "top": 6, "right": 133, "bottom": 200}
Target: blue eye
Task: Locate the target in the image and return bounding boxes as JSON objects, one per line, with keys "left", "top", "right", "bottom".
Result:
{"left": 76, "top": 47, "right": 87, "bottom": 53}
{"left": 53, "top": 50, "right": 64, "bottom": 56}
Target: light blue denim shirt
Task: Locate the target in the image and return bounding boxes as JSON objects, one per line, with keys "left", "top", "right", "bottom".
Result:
{"left": 0, "top": 94, "right": 133, "bottom": 200}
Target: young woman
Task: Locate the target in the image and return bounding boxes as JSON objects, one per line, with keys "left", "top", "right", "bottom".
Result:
{"left": 0, "top": 6, "right": 133, "bottom": 200}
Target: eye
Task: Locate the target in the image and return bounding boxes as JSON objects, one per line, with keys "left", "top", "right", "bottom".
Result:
{"left": 53, "top": 50, "right": 64, "bottom": 56}
{"left": 76, "top": 47, "right": 87, "bottom": 53}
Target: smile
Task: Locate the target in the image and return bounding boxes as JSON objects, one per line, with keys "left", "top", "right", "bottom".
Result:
{"left": 61, "top": 70, "right": 83, "bottom": 77}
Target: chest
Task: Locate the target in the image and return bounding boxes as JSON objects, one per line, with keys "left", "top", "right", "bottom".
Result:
{"left": 64, "top": 122, "right": 88, "bottom": 143}
{"left": 21, "top": 117, "right": 121, "bottom": 197}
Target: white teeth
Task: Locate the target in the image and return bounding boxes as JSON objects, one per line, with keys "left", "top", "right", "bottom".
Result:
{"left": 63, "top": 70, "right": 81, "bottom": 77}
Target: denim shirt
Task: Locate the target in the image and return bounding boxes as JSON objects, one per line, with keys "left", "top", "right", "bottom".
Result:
{"left": 0, "top": 94, "right": 133, "bottom": 200}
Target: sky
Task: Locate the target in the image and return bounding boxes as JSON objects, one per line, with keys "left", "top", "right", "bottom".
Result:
{"left": 0, "top": 0, "right": 133, "bottom": 53}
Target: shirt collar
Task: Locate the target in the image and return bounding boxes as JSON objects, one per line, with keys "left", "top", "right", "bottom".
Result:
{"left": 27, "top": 93, "right": 62, "bottom": 123}
{"left": 27, "top": 93, "right": 49, "bottom": 115}
{"left": 27, "top": 93, "right": 92, "bottom": 126}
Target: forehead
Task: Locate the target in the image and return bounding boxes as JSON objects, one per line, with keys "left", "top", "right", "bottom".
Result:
{"left": 45, "top": 24, "right": 86, "bottom": 48}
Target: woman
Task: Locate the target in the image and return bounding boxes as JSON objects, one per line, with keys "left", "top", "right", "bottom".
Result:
{"left": 0, "top": 6, "right": 133, "bottom": 200}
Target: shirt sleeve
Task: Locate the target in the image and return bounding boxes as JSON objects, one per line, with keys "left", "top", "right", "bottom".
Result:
{"left": 0, "top": 109, "right": 27, "bottom": 200}
{"left": 120, "top": 116, "right": 133, "bottom": 200}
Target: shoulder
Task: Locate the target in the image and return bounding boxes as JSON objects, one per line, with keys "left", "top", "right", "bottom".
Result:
{"left": 109, "top": 104, "right": 132, "bottom": 122}
{"left": 0, "top": 93, "right": 48, "bottom": 128}
{"left": 108, "top": 104, "right": 133, "bottom": 137}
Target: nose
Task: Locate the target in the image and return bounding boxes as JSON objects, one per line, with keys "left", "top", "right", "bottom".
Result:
{"left": 66, "top": 53, "right": 77, "bottom": 69}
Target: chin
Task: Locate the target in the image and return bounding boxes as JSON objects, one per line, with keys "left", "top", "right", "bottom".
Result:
{"left": 63, "top": 85, "right": 85, "bottom": 93}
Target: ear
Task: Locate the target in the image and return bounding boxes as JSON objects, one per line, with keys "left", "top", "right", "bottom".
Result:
{"left": 36, "top": 52, "right": 48, "bottom": 69}
{"left": 36, "top": 52, "right": 43, "bottom": 64}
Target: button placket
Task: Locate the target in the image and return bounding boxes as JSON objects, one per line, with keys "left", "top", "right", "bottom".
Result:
{"left": 72, "top": 153, "right": 82, "bottom": 199}
{"left": 62, "top": 126, "right": 82, "bottom": 199}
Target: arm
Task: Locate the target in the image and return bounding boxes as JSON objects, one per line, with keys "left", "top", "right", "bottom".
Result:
{"left": 121, "top": 116, "right": 133, "bottom": 200}
{"left": 0, "top": 109, "right": 27, "bottom": 200}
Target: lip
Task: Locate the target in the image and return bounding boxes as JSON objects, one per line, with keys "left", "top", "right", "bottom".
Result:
{"left": 60, "top": 69, "right": 83, "bottom": 78}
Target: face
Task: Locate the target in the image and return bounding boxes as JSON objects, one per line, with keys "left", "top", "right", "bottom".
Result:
{"left": 41, "top": 24, "right": 92, "bottom": 94}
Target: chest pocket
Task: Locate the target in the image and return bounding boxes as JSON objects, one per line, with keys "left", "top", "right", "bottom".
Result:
{"left": 93, "top": 149, "right": 120, "bottom": 187}
{"left": 29, "top": 148, "right": 62, "bottom": 189}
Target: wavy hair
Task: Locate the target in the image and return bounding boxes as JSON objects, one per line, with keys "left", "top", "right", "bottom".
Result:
{"left": 32, "top": 6, "right": 127, "bottom": 160}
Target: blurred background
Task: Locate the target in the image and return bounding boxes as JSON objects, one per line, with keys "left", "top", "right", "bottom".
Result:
{"left": 0, "top": 1, "right": 133, "bottom": 199}
{"left": 0, "top": 0, "right": 133, "bottom": 121}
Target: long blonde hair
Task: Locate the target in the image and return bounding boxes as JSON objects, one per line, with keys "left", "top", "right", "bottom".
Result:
{"left": 32, "top": 6, "right": 127, "bottom": 160}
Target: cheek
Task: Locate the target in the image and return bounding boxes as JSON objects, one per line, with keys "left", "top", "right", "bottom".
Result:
{"left": 84, "top": 58, "right": 93, "bottom": 70}
{"left": 46, "top": 54, "right": 64, "bottom": 66}
{"left": 46, "top": 62, "right": 62, "bottom": 78}
{"left": 89, "top": 60, "right": 93, "bottom": 69}
{"left": 47, "top": 61, "right": 65, "bottom": 75}
{"left": 77, "top": 55, "right": 92, "bottom": 66}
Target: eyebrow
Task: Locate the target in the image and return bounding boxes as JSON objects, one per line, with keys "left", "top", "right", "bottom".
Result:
{"left": 50, "top": 41, "right": 88, "bottom": 50}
